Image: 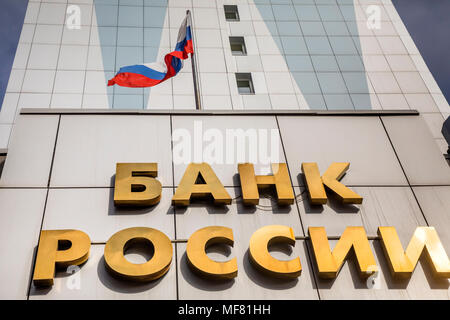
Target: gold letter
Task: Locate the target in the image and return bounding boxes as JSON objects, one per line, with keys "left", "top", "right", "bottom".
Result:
{"left": 302, "top": 162, "right": 362, "bottom": 204}
{"left": 114, "top": 163, "right": 162, "bottom": 206}
{"left": 309, "top": 226, "right": 377, "bottom": 278}
{"left": 172, "top": 163, "right": 231, "bottom": 206}
{"left": 186, "top": 226, "right": 238, "bottom": 279}
{"left": 301, "top": 163, "right": 327, "bottom": 204}
{"left": 249, "top": 225, "right": 302, "bottom": 278}
{"left": 104, "top": 227, "right": 172, "bottom": 281}
{"left": 238, "top": 163, "right": 294, "bottom": 205}
{"left": 33, "top": 230, "right": 91, "bottom": 286}
{"left": 378, "top": 226, "right": 450, "bottom": 279}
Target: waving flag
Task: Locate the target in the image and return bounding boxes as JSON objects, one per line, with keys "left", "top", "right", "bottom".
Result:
{"left": 107, "top": 13, "right": 193, "bottom": 88}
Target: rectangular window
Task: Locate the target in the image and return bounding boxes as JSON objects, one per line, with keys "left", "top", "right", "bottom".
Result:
{"left": 224, "top": 5, "right": 239, "bottom": 21}
{"left": 229, "top": 37, "right": 247, "bottom": 55}
{"left": 0, "top": 152, "right": 6, "bottom": 179}
{"left": 235, "top": 73, "right": 255, "bottom": 95}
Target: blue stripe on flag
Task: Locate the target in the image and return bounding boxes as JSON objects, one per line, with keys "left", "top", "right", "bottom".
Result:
{"left": 171, "top": 57, "right": 182, "bottom": 74}
{"left": 174, "top": 27, "right": 191, "bottom": 52}
{"left": 186, "top": 26, "right": 192, "bottom": 41}
{"left": 117, "top": 64, "right": 166, "bottom": 80}
{"left": 175, "top": 38, "right": 187, "bottom": 52}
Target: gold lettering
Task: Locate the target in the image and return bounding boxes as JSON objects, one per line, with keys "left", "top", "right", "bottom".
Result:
{"left": 172, "top": 163, "right": 231, "bottom": 206}
{"left": 104, "top": 227, "right": 172, "bottom": 281}
{"left": 114, "top": 163, "right": 162, "bottom": 206}
{"left": 186, "top": 226, "right": 238, "bottom": 279}
{"left": 249, "top": 225, "right": 301, "bottom": 278}
{"left": 238, "top": 163, "right": 294, "bottom": 205}
{"left": 33, "top": 230, "right": 91, "bottom": 286}
{"left": 378, "top": 226, "right": 450, "bottom": 279}
{"left": 302, "top": 162, "right": 362, "bottom": 204}
{"left": 309, "top": 226, "right": 377, "bottom": 278}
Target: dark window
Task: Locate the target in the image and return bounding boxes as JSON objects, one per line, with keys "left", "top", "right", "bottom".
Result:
{"left": 0, "top": 152, "right": 6, "bottom": 179}
{"left": 235, "top": 73, "right": 254, "bottom": 95}
{"left": 224, "top": 5, "right": 239, "bottom": 21}
{"left": 229, "top": 37, "right": 247, "bottom": 55}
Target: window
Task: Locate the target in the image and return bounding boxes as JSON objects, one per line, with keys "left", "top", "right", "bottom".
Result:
{"left": 224, "top": 5, "right": 239, "bottom": 21}
{"left": 235, "top": 73, "right": 254, "bottom": 94}
{"left": 229, "top": 37, "right": 246, "bottom": 55}
{"left": 0, "top": 151, "right": 6, "bottom": 179}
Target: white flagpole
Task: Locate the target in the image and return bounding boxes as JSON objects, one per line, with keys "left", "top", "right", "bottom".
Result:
{"left": 186, "top": 10, "right": 201, "bottom": 110}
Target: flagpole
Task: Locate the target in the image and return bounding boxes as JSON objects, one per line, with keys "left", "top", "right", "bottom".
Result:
{"left": 186, "top": 10, "right": 201, "bottom": 110}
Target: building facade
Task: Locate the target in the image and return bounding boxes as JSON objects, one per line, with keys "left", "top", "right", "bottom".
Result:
{"left": 0, "top": 0, "right": 449, "bottom": 300}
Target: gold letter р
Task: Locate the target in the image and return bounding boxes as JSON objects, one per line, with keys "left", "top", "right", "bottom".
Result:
{"left": 33, "top": 230, "right": 91, "bottom": 287}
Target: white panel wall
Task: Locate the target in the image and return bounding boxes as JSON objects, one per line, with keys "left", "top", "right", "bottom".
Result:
{"left": 50, "top": 115, "right": 173, "bottom": 187}
{"left": 0, "top": 189, "right": 47, "bottom": 300}
{"left": 0, "top": 115, "right": 59, "bottom": 187}
{"left": 278, "top": 116, "right": 407, "bottom": 186}
{"left": 1, "top": 89, "right": 450, "bottom": 298}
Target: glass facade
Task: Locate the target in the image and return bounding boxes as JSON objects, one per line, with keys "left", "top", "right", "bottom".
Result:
{"left": 0, "top": 0, "right": 449, "bottom": 152}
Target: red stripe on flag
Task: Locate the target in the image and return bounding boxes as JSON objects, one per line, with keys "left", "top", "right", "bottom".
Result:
{"left": 107, "top": 73, "right": 163, "bottom": 88}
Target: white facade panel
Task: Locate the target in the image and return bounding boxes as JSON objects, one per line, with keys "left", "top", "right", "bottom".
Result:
{"left": 277, "top": 116, "right": 407, "bottom": 187}
{"left": 0, "top": 115, "right": 59, "bottom": 187}
{"left": 172, "top": 115, "right": 285, "bottom": 187}
{"left": 42, "top": 188, "right": 175, "bottom": 243}
{"left": 413, "top": 187, "right": 450, "bottom": 250}
{"left": 0, "top": 189, "right": 47, "bottom": 300}
{"left": 295, "top": 186, "right": 426, "bottom": 242}
{"left": 381, "top": 115, "right": 450, "bottom": 185}
{"left": 50, "top": 115, "right": 173, "bottom": 187}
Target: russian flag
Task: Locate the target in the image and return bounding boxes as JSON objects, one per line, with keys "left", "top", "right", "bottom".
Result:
{"left": 107, "top": 13, "right": 194, "bottom": 88}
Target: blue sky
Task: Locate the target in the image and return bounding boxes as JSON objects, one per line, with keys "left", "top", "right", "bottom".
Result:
{"left": 0, "top": 0, "right": 27, "bottom": 110}
{"left": 393, "top": 0, "right": 450, "bottom": 105}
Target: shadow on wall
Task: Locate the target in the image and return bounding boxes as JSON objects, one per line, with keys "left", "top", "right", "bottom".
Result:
{"left": 93, "top": 2, "right": 169, "bottom": 109}
{"left": 254, "top": 1, "right": 372, "bottom": 110}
